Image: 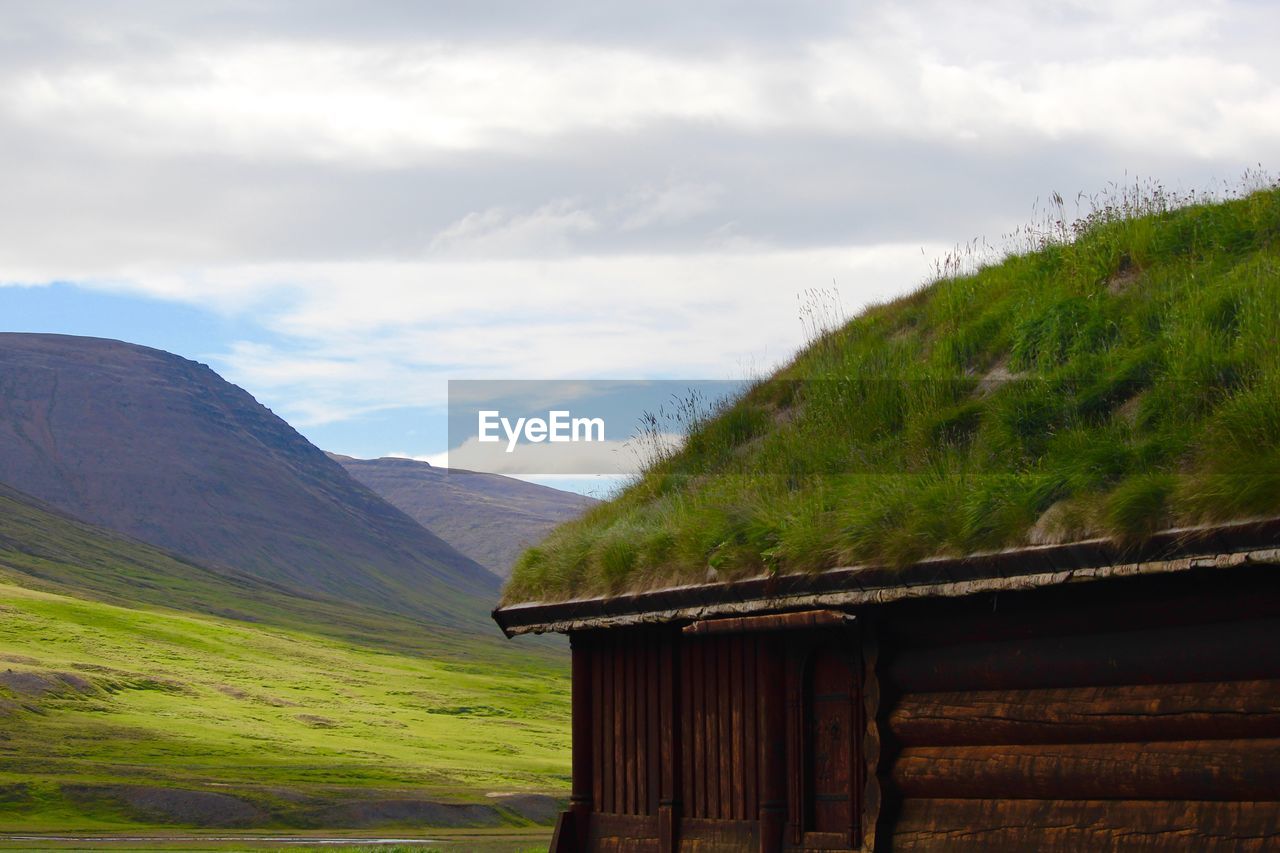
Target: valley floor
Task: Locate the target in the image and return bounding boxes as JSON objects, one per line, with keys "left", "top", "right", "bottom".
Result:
{"left": 0, "top": 577, "right": 569, "bottom": 833}
{"left": 0, "top": 828, "right": 551, "bottom": 851}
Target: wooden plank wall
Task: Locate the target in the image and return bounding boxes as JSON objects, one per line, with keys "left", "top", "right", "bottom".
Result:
{"left": 680, "top": 632, "right": 761, "bottom": 824}
{"left": 876, "top": 566, "right": 1280, "bottom": 852}
{"left": 579, "top": 627, "right": 769, "bottom": 852}
{"left": 581, "top": 626, "right": 681, "bottom": 852}
{"left": 590, "top": 628, "right": 664, "bottom": 818}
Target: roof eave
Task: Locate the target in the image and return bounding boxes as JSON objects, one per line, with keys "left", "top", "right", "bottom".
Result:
{"left": 492, "top": 517, "right": 1280, "bottom": 637}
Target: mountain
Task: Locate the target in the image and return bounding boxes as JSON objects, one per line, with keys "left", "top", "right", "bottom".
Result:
{"left": 0, "top": 333, "right": 498, "bottom": 628}
{"left": 332, "top": 453, "right": 596, "bottom": 578}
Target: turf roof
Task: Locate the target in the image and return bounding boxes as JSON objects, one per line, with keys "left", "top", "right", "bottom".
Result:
{"left": 503, "top": 182, "right": 1280, "bottom": 605}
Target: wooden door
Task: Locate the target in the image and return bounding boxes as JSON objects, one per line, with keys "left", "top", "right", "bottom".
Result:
{"left": 807, "top": 648, "right": 856, "bottom": 834}
{"left": 786, "top": 630, "right": 863, "bottom": 850}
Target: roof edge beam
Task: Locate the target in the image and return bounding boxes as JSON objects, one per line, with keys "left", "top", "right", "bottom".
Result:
{"left": 683, "top": 609, "right": 852, "bottom": 635}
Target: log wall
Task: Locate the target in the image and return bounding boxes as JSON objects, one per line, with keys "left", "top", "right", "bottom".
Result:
{"left": 877, "top": 565, "right": 1280, "bottom": 852}
{"left": 562, "top": 564, "right": 1280, "bottom": 852}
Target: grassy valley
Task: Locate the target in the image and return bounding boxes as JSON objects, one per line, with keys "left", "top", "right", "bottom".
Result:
{"left": 0, "top": 485, "right": 569, "bottom": 832}
{"left": 0, "top": 579, "right": 567, "bottom": 831}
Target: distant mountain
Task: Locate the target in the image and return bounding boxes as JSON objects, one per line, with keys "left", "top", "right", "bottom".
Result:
{"left": 0, "top": 479, "right": 501, "bottom": 658}
{"left": 0, "top": 333, "right": 498, "bottom": 629}
{"left": 331, "top": 454, "right": 597, "bottom": 578}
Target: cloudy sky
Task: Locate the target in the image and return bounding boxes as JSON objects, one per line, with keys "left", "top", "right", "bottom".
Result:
{"left": 2, "top": 1, "right": 1277, "bottom": 471}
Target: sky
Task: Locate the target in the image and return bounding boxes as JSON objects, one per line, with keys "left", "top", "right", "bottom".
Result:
{"left": 2, "top": 1, "right": 1277, "bottom": 489}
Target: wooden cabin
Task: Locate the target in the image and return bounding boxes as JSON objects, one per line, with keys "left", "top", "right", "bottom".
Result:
{"left": 493, "top": 518, "right": 1280, "bottom": 852}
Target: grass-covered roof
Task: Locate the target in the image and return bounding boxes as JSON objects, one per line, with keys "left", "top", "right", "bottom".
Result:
{"left": 504, "top": 182, "right": 1280, "bottom": 605}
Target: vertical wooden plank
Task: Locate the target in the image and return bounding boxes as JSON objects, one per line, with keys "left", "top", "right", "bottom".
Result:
{"left": 602, "top": 635, "right": 615, "bottom": 814}
{"left": 614, "top": 632, "right": 624, "bottom": 815}
{"left": 569, "top": 634, "right": 594, "bottom": 851}
{"left": 636, "top": 631, "right": 646, "bottom": 816}
{"left": 704, "top": 637, "right": 719, "bottom": 819}
{"left": 759, "top": 638, "right": 785, "bottom": 853}
{"left": 730, "top": 635, "right": 744, "bottom": 820}
{"left": 787, "top": 647, "right": 804, "bottom": 844}
{"left": 849, "top": 637, "right": 863, "bottom": 848}
{"left": 625, "top": 631, "right": 637, "bottom": 815}
{"left": 636, "top": 630, "right": 648, "bottom": 816}
{"left": 696, "top": 639, "right": 710, "bottom": 818}
{"left": 719, "top": 638, "right": 732, "bottom": 820}
{"left": 682, "top": 637, "right": 695, "bottom": 820}
{"left": 660, "top": 629, "right": 680, "bottom": 852}
{"left": 744, "top": 634, "right": 758, "bottom": 820}
{"left": 648, "top": 636, "right": 661, "bottom": 815}
{"left": 593, "top": 640, "right": 604, "bottom": 816}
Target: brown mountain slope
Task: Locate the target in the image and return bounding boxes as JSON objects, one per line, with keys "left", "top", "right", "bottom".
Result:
{"left": 331, "top": 454, "right": 596, "bottom": 578}
{"left": 0, "top": 333, "right": 498, "bottom": 629}
{"left": 0, "top": 480, "right": 531, "bottom": 659}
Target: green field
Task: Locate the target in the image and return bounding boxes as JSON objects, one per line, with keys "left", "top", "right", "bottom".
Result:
{"left": 0, "top": 831, "right": 551, "bottom": 852}
{"left": 0, "top": 486, "right": 569, "bottom": 833}
{"left": 0, "top": 578, "right": 568, "bottom": 831}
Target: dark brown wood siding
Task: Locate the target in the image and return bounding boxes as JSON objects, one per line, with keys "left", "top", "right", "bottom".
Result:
{"left": 571, "top": 621, "right": 863, "bottom": 852}
{"left": 680, "top": 632, "right": 763, "bottom": 823}
{"left": 560, "top": 564, "right": 1280, "bottom": 852}
{"left": 575, "top": 627, "right": 682, "bottom": 852}
{"left": 877, "top": 565, "right": 1280, "bottom": 852}
{"left": 585, "top": 628, "right": 671, "bottom": 819}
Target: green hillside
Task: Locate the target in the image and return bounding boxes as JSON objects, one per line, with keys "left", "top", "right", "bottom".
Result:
{"left": 0, "top": 482, "right": 517, "bottom": 660}
{"left": 0, "top": 486, "right": 568, "bottom": 831}
{"left": 506, "top": 184, "right": 1280, "bottom": 603}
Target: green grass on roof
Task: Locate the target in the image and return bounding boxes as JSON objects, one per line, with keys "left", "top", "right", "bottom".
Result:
{"left": 504, "top": 181, "right": 1280, "bottom": 605}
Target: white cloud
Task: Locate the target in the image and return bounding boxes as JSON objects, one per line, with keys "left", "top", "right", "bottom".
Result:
{"left": 428, "top": 200, "right": 599, "bottom": 257}
{"left": 2, "top": 0, "right": 1276, "bottom": 441}
{"left": 2, "top": 7, "right": 1275, "bottom": 172}
{"left": 617, "top": 184, "right": 723, "bottom": 232}
{"left": 190, "top": 243, "right": 937, "bottom": 425}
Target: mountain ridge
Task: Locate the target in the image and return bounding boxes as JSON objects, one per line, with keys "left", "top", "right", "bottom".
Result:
{"left": 332, "top": 452, "right": 596, "bottom": 578}
{"left": 0, "top": 333, "right": 498, "bottom": 629}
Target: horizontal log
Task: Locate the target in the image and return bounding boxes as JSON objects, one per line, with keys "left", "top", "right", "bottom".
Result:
{"left": 675, "top": 817, "right": 759, "bottom": 848}
{"left": 888, "top": 679, "right": 1280, "bottom": 746}
{"left": 593, "top": 838, "right": 660, "bottom": 853}
{"left": 590, "top": 813, "right": 660, "bottom": 853}
{"left": 892, "top": 798, "right": 1280, "bottom": 852}
{"left": 891, "top": 738, "right": 1280, "bottom": 801}
{"left": 881, "top": 563, "right": 1280, "bottom": 649}
{"left": 887, "top": 618, "right": 1280, "bottom": 692}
